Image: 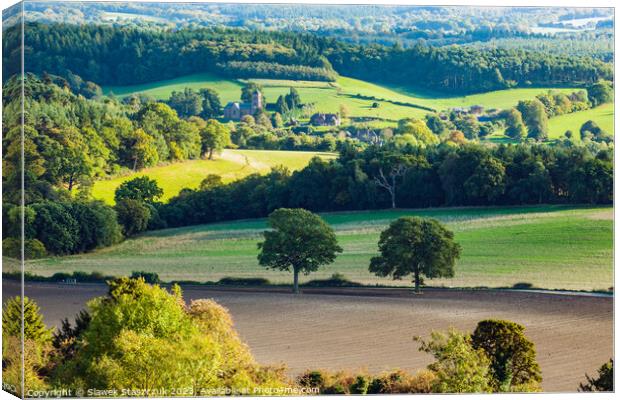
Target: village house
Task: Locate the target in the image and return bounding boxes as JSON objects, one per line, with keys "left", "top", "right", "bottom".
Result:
{"left": 310, "top": 113, "right": 341, "bottom": 126}
{"left": 223, "top": 90, "right": 263, "bottom": 120}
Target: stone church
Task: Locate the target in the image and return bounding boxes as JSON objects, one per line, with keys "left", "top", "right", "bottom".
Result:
{"left": 223, "top": 90, "right": 263, "bottom": 120}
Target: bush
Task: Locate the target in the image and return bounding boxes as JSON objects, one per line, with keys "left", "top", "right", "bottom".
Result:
{"left": 579, "top": 359, "right": 613, "bottom": 392}
{"left": 349, "top": 375, "right": 370, "bottom": 394}
{"left": 304, "top": 273, "right": 362, "bottom": 287}
{"left": 131, "top": 271, "right": 160, "bottom": 284}
{"left": 218, "top": 277, "right": 270, "bottom": 286}
{"left": 60, "top": 278, "right": 288, "bottom": 393}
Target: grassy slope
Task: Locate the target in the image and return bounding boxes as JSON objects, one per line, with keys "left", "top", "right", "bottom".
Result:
{"left": 102, "top": 73, "right": 584, "bottom": 124}
{"left": 23, "top": 205, "right": 613, "bottom": 291}
{"left": 92, "top": 149, "right": 335, "bottom": 204}
{"left": 547, "top": 103, "right": 614, "bottom": 138}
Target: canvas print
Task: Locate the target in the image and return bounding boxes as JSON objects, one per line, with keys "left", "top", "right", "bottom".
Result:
{"left": 1, "top": 1, "right": 614, "bottom": 397}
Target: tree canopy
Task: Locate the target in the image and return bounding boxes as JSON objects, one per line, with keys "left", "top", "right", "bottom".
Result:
{"left": 369, "top": 217, "right": 461, "bottom": 293}
{"left": 257, "top": 208, "right": 342, "bottom": 293}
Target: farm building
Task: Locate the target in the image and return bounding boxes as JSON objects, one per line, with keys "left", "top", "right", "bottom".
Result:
{"left": 310, "top": 113, "right": 341, "bottom": 126}
{"left": 224, "top": 90, "right": 263, "bottom": 120}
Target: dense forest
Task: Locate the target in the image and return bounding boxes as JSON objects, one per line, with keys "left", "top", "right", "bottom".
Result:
{"left": 3, "top": 22, "right": 613, "bottom": 93}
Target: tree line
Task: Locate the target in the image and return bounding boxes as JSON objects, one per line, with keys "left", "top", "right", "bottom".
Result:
{"left": 155, "top": 142, "right": 612, "bottom": 231}
{"left": 3, "top": 22, "right": 613, "bottom": 93}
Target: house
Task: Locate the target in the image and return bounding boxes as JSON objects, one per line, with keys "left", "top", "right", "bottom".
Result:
{"left": 310, "top": 113, "right": 341, "bottom": 126}
{"left": 470, "top": 105, "right": 484, "bottom": 115}
{"left": 223, "top": 90, "right": 263, "bottom": 120}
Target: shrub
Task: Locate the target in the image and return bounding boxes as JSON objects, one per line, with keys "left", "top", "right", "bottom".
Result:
{"left": 349, "top": 375, "right": 370, "bottom": 394}
{"left": 60, "top": 278, "right": 289, "bottom": 393}
{"left": 417, "top": 329, "right": 492, "bottom": 393}
{"left": 303, "top": 273, "right": 362, "bottom": 287}
{"left": 579, "top": 359, "right": 613, "bottom": 392}
{"left": 298, "top": 370, "right": 325, "bottom": 388}
{"left": 130, "top": 271, "right": 160, "bottom": 284}
{"left": 3, "top": 238, "right": 47, "bottom": 259}
{"left": 218, "top": 277, "right": 270, "bottom": 286}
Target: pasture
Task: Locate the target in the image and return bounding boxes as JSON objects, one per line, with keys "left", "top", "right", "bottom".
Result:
{"left": 102, "top": 73, "right": 583, "bottom": 123}
{"left": 547, "top": 103, "right": 614, "bottom": 138}
{"left": 23, "top": 205, "right": 613, "bottom": 292}
{"left": 3, "top": 281, "right": 613, "bottom": 392}
{"left": 91, "top": 149, "right": 335, "bottom": 203}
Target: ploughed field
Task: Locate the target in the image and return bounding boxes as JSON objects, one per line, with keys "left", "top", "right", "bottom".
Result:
{"left": 3, "top": 281, "right": 613, "bottom": 392}
{"left": 21, "top": 205, "right": 613, "bottom": 292}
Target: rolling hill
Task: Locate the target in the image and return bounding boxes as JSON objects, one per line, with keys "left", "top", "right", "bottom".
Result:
{"left": 91, "top": 149, "right": 336, "bottom": 204}
{"left": 103, "top": 73, "right": 584, "bottom": 124}
{"left": 22, "top": 205, "right": 613, "bottom": 292}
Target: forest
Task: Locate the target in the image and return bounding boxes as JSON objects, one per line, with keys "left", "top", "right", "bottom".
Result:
{"left": 3, "top": 22, "right": 613, "bottom": 93}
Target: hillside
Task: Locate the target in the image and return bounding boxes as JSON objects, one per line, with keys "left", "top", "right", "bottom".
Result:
{"left": 104, "top": 72, "right": 585, "bottom": 125}
{"left": 92, "top": 149, "right": 336, "bottom": 204}
{"left": 23, "top": 205, "right": 613, "bottom": 292}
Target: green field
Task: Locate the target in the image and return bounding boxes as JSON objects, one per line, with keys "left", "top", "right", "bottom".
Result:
{"left": 92, "top": 149, "right": 335, "bottom": 204}
{"left": 23, "top": 205, "right": 613, "bottom": 292}
{"left": 103, "top": 73, "right": 582, "bottom": 123}
{"left": 547, "top": 103, "right": 614, "bottom": 139}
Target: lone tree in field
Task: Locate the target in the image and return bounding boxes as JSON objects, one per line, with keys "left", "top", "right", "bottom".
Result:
{"left": 369, "top": 217, "right": 461, "bottom": 293}
{"left": 258, "top": 208, "right": 342, "bottom": 294}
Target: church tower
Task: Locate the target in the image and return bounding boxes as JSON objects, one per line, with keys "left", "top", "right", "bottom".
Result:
{"left": 251, "top": 90, "right": 263, "bottom": 114}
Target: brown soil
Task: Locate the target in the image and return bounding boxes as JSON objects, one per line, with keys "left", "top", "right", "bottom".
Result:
{"left": 3, "top": 281, "right": 613, "bottom": 392}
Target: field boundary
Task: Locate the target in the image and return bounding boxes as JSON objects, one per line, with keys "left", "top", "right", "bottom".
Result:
{"left": 12, "top": 280, "right": 613, "bottom": 299}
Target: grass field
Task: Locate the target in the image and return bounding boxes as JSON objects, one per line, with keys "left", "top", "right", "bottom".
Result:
{"left": 103, "top": 72, "right": 582, "bottom": 123}
{"left": 547, "top": 103, "right": 614, "bottom": 139}
{"left": 92, "top": 149, "right": 335, "bottom": 203}
{"left": 23, "top": 205, "right": 613, "bottom": 291}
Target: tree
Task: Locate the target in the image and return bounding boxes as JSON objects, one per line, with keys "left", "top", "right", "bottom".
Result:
{"left": 200, "top": 119, "right": 231, "bottom": 159}
{"left": 168, "top": 88, "right": 202, "bottom": 118}
{"left": 463, "top": 157, "right": 505, "bottom": 205}
{"left": 271, "top": 112, "right": 284, "bottom": 128}
{"left": 416, "top": 330, "right": 491, "bottom": 393}
{"left": 579, "top": 359, "right": 613, "bottom": 392}
{"left": 372, "top": 153, "right": 416, "bottom": 209}
{"left": 471, "top": 319, "right": 542, "bottom": 392}
{"left": 395, "top": 118, "right": 439, "bottom": 146}
{"left": 119, "top": 128, "right": 159, "bottom": 170}
{"left": 3, "top": 296, "right": 52, "bottom": 342}
{"left": 369, "top": 217, "right": 461, "bottom": 293}
{"left": 200, "top": 174, "right": 223, "bottom": 190}
{"left": 115, "top": 177, "right": 163, "bottom": 204}
{"left": 503, "top": 108, "right": 526, "bottom": 140}
{"left": 425, "top": 114, "right": 446, "bottom": 134}
{"left": 115, "top": 198, "right": 151, "bottom": 236}
{"left": 241, "top": 82, "right": 265, "bottom": 103}
{"left": 275, "top": 95, "right": 289, "bottom": 114}
{"left": 257, "top": 208, "right": 342, "bottom": 293}
{"left": 199, "top": 88, "right": 222, "bottom": 118}
{"left": 517, "top": 99, "right": 548, "bottom": 141}
{"left": 339, "top": 104, "right": 350, "bottom": 119}
{"left": 587, "top": 80, "right": 613, "bottom": 107}
{"left": 285, "top": 87, "right": 301, "bottom": 110}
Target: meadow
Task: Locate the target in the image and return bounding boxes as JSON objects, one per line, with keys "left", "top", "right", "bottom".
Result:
{"left": 91, "top": 149, "right": 335, "bottom": 203}
{"left": 23, "top": 205, "right": 613, "bottom": 292}
{"left": 103, "top": 73, "right": 583, "bottom": 124}
{"left": 547, "top": 102, "right": 614, "bottom": 138}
